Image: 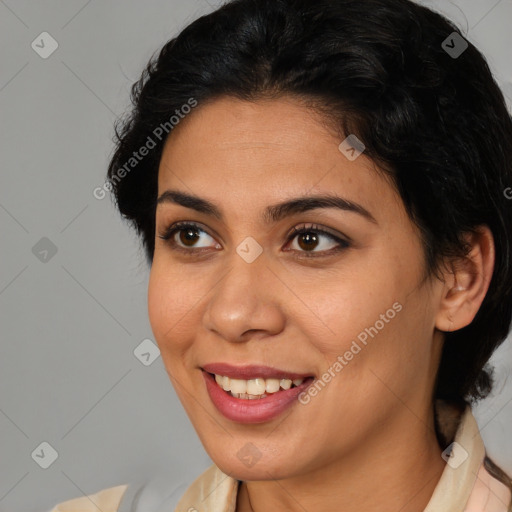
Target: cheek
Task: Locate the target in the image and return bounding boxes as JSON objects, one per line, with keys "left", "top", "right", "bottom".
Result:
{"left": 300, "top": 248, "right": 429, "bottom": 389}
{"left": 147, "top": 262, "right": 198, "bottom": 353}
{"left": 307, "top": 237, "right": 418, "bottom": 345}
{"left": 296, "top": 266, "right": 402, "bottom": 358}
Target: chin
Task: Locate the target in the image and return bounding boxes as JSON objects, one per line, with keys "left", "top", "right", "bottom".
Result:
{"left": 207, "top": 444, "right": 300, "bottom": 481}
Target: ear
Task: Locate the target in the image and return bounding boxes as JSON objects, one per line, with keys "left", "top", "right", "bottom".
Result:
{"left": 435, "top": 226, "right": 495, "bottom": 332}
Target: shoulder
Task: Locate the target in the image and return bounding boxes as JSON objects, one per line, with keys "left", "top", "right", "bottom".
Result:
{"left": 465, "top": 461, "right": 512, "bottom": 512}
{"left": 48, "top": 484, "right": 128, "bottom": 512}
{"left": 430, "top": 401, "right": 512, "bottom": 512}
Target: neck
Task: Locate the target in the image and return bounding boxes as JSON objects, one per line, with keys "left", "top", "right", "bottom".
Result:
{"left": 236, "top": 404, "right": 447, "bottom": 512}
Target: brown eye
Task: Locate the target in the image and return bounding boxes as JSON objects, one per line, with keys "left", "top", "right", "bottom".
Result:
{"left": 296, "top": 232, "right": 320, "bottom": 251}
{"left": 158, "top": 221, "right": 350, "bottom": 258}
{"left": 158, "top": 222, "right": 220, "bottom": 251}
{"left": 287, "top": 224, "right": 349, "bottom": 256}
{"left": 178, "top": 226, "right": 201, "bottom": 247}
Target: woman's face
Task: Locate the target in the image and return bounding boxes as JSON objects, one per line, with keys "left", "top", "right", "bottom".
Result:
{"left": 148, "top": 96, "right": 445, "bottom": 480}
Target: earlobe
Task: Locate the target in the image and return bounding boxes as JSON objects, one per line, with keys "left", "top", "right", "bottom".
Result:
{"left": 435, "top": 226, "right": 495, "bottom": 333}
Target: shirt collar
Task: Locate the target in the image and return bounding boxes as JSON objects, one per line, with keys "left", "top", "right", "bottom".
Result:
{"left": 424, "top": 403, "right": 486, "bottom": 511}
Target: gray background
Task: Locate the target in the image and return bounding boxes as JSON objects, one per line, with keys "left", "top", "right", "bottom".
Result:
{"left": 0, "top": 1, "right": 511, "bottom": 511}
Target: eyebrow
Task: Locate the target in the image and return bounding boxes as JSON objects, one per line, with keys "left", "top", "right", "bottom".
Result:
{"left": 156, "top": 189, "right": 377, "bottom": 224}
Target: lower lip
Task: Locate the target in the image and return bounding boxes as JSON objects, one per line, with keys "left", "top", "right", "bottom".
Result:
{"left": 202, "top": 370, "right": 314, "bottom": 424}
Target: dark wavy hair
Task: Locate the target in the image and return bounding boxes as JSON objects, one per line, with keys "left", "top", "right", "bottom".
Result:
{"left": 106, "top": 0, "right": 512, "bottom": 412}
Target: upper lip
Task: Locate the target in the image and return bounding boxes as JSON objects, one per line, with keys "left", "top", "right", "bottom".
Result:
{"left": 202, "top": 363, "right": 313, "bottom": 380}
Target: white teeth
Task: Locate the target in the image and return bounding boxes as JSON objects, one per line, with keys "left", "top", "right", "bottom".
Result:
{"left": 212, "top": 374, "right": 305, "bottom": 396}
{"left": 229, "top": 392, "right": 267, "bottom": 399}
{"left": 265, "top": 378, "right": 281, "bottom": 393}
{"left": 247, "top": 378, "right": 266, "bottom": 395}
{"left": 230, "top": 378, "right": 247, "bottom": 394}
{"left": 280, "top": 378, "right": 292, "bottom": 390}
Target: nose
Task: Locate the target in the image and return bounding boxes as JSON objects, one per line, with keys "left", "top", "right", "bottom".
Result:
{"left": 202, "top": 249, "right": 286, "bottom": 343}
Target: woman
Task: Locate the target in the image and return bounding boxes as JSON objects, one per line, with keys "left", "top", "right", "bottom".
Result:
{"left": 50, "top": 0, "right": 512, "bottom": 510}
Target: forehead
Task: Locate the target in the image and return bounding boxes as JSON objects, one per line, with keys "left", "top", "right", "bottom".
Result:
{"left": 156, "top": 96, "right": 399, "bottom": 220}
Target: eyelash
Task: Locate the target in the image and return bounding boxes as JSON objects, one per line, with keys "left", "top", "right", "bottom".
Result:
{"left": 157, "top": 221, "right": 351, "bottom": 258}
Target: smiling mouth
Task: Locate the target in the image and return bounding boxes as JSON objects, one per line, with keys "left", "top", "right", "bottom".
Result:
{"left": 207, "top": 372, "right": 314, "bottom": 399}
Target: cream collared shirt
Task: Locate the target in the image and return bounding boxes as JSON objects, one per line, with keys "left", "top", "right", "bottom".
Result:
{"left": 49, "top": 406, "right": 511, "bottom": 512}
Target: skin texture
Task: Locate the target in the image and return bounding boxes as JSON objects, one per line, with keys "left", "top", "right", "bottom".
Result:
{"left": 147, "top": 96, "right": 495, "bottom": 512}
